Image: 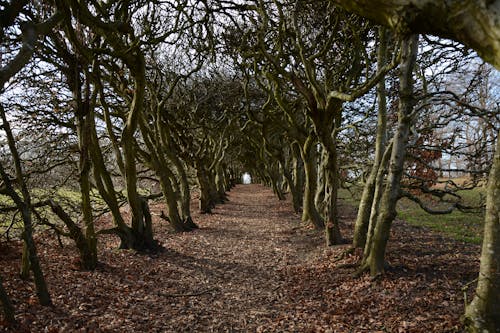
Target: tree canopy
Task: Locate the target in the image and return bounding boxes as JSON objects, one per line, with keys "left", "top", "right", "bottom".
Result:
{"left": 0, "top": 0, "right": 498, "bottom": 331}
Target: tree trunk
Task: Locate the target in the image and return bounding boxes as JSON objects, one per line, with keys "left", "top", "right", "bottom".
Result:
{"left": 174, "top": 158, "right": 198, "bottom": 229}
{"left": 47, "top": 200, "right": 99, "bottom": 268}
{"left": 284, "top": 166, "right": 301, "bottom": 213}
{"left": 362, "top": 140, "right": 392, "bottom": 264}
{"left": 315, "top": 148, "right": 326, "bottom": 214}
{"left": 197, "top": 165, "right": 214, "bottom": 214}
{"left": 353, "top": 27, "right": 388, "bottom": 249}
{"left": 362, "top": 34, "right": 418, "bottom": 276}
{"left": 157, "top": 167, "right": 191, "bottom": 232}
{"left": 323, "top": 120, "right": 343, "bottom": 246}
{"left": 0, "top": 274, "right": 15, "bottom": 324}
{"left": 121, "top": 53, "right": 156, "bottom": 250}
{"left": 208, "top": 170, "right": 223, "bottom": 204}
{"left": 300, "top": 136, "right": 325, "bottom": 229}
{"left": 140, "top": 119, "right": 193, "bottom": 233}
{"left": 19, "top": 242, "right": 30, "bottom": 280}
{"left": 215, "top": 167, "right": 228, "bottom": 202}
{"left": 89, "top": 123, "right": 134, "bottom": 249}
{"left": 291, "top": 143, "right": 304, "bottom": 213}
{"left": 75, "top": 70, "right": 97, "bottom": 270}
{"left": 464, "top": 129, "right": 500, "bottom": 332}
{"left": 22, "top": 211, "right": 52, "bottom": 305}
{"left": 270, "top": 165, "right": 286, "bottom": 200}
{"left": 0, "top": 104, "right": 51, "bottom": 306}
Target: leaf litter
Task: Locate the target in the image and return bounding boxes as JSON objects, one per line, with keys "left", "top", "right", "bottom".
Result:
{"left": 0, "top": 184, "right": 478, "bottom": 332}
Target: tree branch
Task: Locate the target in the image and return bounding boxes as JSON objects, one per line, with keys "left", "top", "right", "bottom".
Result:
{"left": 330, "top": 0, "right": 500, "bottom": 69}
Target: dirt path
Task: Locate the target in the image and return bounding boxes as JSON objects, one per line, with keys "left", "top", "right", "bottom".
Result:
{"left": 1, "top": 184, "right": 479, "bottom": 332}
{"left": 153, "top": 184, "right": 324, "bottom": 331}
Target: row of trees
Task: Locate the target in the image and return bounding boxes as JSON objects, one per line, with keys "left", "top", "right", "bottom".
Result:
{"left": 0, "top": 0, "right": 498, "bottom": 332}
{"left": 0, "top": 0, "right": 248, "bottom": 322}
{"left": 219, "top": 1, "right": 499, "bottom": 331}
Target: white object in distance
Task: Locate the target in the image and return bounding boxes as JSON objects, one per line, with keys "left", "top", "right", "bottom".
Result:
{"left": 242, "top": 173, "right": 252, "bottom": 184}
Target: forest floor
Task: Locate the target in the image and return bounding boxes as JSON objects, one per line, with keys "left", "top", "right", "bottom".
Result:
{"left": 1, "top": 184, "right": 480, "bottom": 332}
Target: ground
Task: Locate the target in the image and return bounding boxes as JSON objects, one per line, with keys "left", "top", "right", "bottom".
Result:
{"left": 0, "top": 184, "right": 480, "bottom": 332}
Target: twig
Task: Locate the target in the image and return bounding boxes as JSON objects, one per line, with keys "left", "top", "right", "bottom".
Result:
{"left": 462, "top": 278, "right": 478, "bottom": 311}
{"left": 158, "top": 288, "right": 217, "bottom": 298}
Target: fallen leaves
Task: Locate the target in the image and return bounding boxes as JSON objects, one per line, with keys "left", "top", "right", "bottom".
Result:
{"left": 0, "top": 184, "right": 478, "bottom": 332}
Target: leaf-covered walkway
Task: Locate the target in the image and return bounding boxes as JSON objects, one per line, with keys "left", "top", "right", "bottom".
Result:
{"left": 1, "top": 184, "right": 479, "bottom": 332}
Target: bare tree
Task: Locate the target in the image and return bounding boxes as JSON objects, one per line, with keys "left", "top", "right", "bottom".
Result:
{"left": 330, "top": 0, "right": 500, "bottom": 69}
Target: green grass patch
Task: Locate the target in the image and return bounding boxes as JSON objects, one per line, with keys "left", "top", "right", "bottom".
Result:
{"left": 397, "top": 201, "right": 483, "bottom": 244}
{"left": 338, "top": 187, "right": 362, "bottom": 207}
{"left": 340, "top": 184, "right": 485, "bottom": 244}
{"left": 397, "top": 186, "right": 485, "bottom": 244}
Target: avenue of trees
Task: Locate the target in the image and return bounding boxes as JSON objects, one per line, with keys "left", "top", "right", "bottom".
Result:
{"left": 0, "top": 0, "right": 499, "bottom": 331}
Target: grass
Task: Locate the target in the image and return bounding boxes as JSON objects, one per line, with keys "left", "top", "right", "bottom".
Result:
{"left": 397, "top": 200, "right": 483, "bottom": 244}
{"left": 339, "top": 184, "right": 485, "bottom": 244}
{"left": 338, "top": 187, "right": 362, "bottom": 207}
{"left": 1, "top": 185, "right": 154, "bottom": 227}
{"left": 0, "top": 187, "right": 104, "bottom": 233}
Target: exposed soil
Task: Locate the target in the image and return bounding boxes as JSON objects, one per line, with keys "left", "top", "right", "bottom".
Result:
{"left": 0, "top": 184, "right": 479, "bottom": 332}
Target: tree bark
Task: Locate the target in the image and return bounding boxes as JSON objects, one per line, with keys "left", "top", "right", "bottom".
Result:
{"left": 330, "top": 0, "right": 500, "bottom": 69}
{"left": 361, "top": 34, "right": 418, "bottom": 276}
{"left": 323, "top": 136, "right": 343, "bottom": 246}
{"left": 324, "top": 175, "right": 342, "bottom": 245}
{"left": 46, "top": 200, "right": 97, "bottom": 268}
{"left": 284, "top": 158, "right": 302, "bottom": 214}
{"left": 122, "top": 58, "right": 146, "bottom": 243}
{"left": 300, "top": 136, "right": 325, "bottom": 229}
{"left": 353, "top": 27, "right": 388, "bottom": 248}
{"left": 88, "top": 113, "right": 135, "bottom": 249}
{"left": 19, "top": 242, "right": 30, "bottom": 280}
{"left": 0, "top": 274, "right": 15, "bottom": 324}
{"left": 75, "top": 67, "right": 97, "bottom": 270}
{"left": 139, "top": 119, "right": 193, "bottom": 233}
{"left": 173, "top": 157, "right": 198, "bottom": 229}
{"left": 197, "top": 164, "right": 214, "bottom": 214}
{"left": 464, "top": 130, "right": 500, "bottom": 332}
{"left": 0, "top": 104, "right": 51, "bottom": 306}
{"left": 291, "top": 143, "right": 305, "bottom": 213}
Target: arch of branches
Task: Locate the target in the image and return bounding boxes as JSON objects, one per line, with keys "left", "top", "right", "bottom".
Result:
{"left": 0, "top": 0, "right": 498, "bottom": 331}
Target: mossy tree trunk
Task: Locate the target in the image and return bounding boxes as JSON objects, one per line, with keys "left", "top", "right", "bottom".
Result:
{"left": 291, "top": 142, "right": 305, "bottom": 213}
{"left": 121, "top": 53, "right": 156, "bottom": 250}
{"left": 314, "top": 105, "right": 343, "bottom": 246}
{"left": 46, "top": 200, "right": 98, "bottom": 268}
{"left": 196, "top": 163, "right": 215, "bottom": 214}
{"left": 353, "top": 27, "right": 389, "bottom": 249}
{"left": 283, "top": 162, "right": 301, "bottom": 213}
{"left": 72, "top": 0, "right": 157, "bottom": 251}
{"left": 0, "top": 274, "right": 15, "bottom": 324}
{"left": 138, "top": 117, "right": 195, "bottom": 232}
{"left": 0, "top": 104, "right": 51, "bottom": 306}
{"left": 215, "top": 166, "right": 229, "bottom": 203}
{"left": 68, "top": 55, "right": 98, "bottom": 269}
{"left": 170, "top": 154, "right": 197, "bottom": 229}
{"left": 362, "top": 140, "right": 393, "bottom": 264}
{"left": 88, "top": 105, "right": 135, "bottom": 249}
{"left": 323, "top": 138, "right": 343, "bottom": 246}
{"left": 464, "top": 129, "right": 500, "bottom": 332}
{"left": 268, "top": 162, "right": 286, "bottom": 201}
{"left": 44, "top": 25, "right": 100, "bottom": 268}
{"left": 361, "top": 34, "right": 419, "bottom": 276}
{"left": 300, "top": 135, "right": 325, "bottom": 229}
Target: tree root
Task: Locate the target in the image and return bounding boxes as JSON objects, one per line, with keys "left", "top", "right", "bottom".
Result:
{"left": 333, "top": 247, "right": 356, "bottom": 263}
